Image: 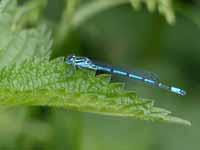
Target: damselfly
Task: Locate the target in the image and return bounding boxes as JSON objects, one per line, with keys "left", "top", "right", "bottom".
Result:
{"left": 66, "top": 54, "right": 186, "bottom": 96}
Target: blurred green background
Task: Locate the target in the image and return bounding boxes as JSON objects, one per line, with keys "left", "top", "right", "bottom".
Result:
{"left": 0, "top": 0, "right": 200, "bottom": 149}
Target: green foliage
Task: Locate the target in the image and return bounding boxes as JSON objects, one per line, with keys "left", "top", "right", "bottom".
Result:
{"left": 0, "top": 57, "right": 191, "bottom": 125}
{"left": 54, "top": 0, "right": 176, "bottom": 50}
{"left": 0, "top": 0, "right": 51, "bottom": 68}
{"left": 0, "top": 0, "right": 191, "bottom": 126}
{"left": 176, "top": 3, "right": 200, "bottom": 28}
{"left": 130, "top": 0, "right": 175, "bottom": 24}
{"left": 12, "top": 0, "right": 48, "bottom": 30}
{"left": 67, "top": 0, "right": 175, "bottom": 28}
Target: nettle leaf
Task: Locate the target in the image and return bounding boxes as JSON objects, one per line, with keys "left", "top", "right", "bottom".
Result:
{"left": 130, "top": 0, "right": 175, "bottom": 24}
{"left": 0, "top": 0, "right": 190, "bottom": 125}
{"left": 0, "top": 0, "right": 52, "bottom": 69}
{"left": 0, "top": 0, "right": 16, "bottom": 13}
{"left": 70, "top": 0, "right": 175, "bottom": 30}
{"left": 0, "top": 57, "right": 191, "bottom": 125}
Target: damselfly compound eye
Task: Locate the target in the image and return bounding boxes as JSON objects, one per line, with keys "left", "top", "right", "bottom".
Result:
{"left": 66, "top": 54, "right": 76, "bottom": 64}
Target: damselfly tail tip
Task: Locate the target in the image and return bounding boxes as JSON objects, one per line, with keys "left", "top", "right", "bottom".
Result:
{"left": 170, "top": 86, "right": 187, "bottom": 96}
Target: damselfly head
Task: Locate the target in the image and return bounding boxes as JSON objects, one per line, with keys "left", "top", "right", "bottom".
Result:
{"left": 66, "top": 54, "right": 76, "bottom": 64}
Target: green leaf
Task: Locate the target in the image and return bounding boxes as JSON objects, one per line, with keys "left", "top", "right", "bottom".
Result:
{"left": 55, "top": 0, "right": 176, "bottom": 48}
{"left": 176, "top": 4, "right": 200, "bottom": 29}
{"left": 12, "top": 0, "right": 48, "bottom": 30}
{"left": 0, "top": 0, "right": 52, "bottom": 69}
{"left": 0, "top": 0, "right": 16, "bottom": 13}
{"left": 130, "top": 0, "right": 142, "bottom": 10}
{"left": 0, "top": 57, "right": 191, "bottom": 126}
{"left": 130, "top": 0, "right": 175, "bottom": 24}
{"left": 0, "top": 0, "right": 190, "bottom": 126}
{"left": 69, "top": 0, "right": 175, "bottom": 27}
